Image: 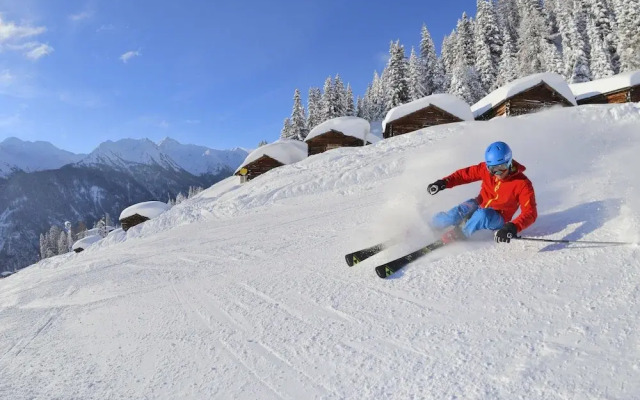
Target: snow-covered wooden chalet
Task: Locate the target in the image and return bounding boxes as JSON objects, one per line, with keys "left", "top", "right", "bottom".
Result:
{"left": 305, "top": 116, "right": 379, "bottom": 156}
{"left": 119, "top": 201, "right": 171, "bottom": 231}
{"left": 472, "top": 73, "right": 577, "bottom": 121}
{"left": 234, "top": 140, "right": 308, "bottom": 182}
{"left": 71, "top": 234, "right": 103, "bottom": 253}
{"left": 570, "top": 71, "right": 640, "bottom": 105}
{"left": 382, "top": 94, "right": 473, "bottom": 138}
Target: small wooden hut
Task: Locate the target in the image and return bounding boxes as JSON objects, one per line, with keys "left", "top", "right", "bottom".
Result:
{"left": 235, "top": 140, "right": 308, "bottom": 182}
{"left": 71, "top": 234, "right": 102, "bottom": 253}
{"left": 382, "top": 94, "right": 473, "bottom": 139}
{"left": 120, "top": 214, "right": 150, "bottom": 231}
{"left": 305, "top": 116, "right": 377, "bottom": 155}
{"left": 472, "top": 73, "right": 576, "bottom": 121}
{"left": 570, "top": 71, "right": 640, "bottom": 105}
{"left": 119, "top": 201, "right": 171, "bottom": 231}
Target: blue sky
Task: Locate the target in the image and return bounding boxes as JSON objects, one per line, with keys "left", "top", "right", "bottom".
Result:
{"left": 0, "top": 0, "right": 477, "bottom": 154}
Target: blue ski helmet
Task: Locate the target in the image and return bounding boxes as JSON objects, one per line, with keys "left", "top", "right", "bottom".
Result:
{"left": 485, "top": 141, "right": 512, "bottom": 167}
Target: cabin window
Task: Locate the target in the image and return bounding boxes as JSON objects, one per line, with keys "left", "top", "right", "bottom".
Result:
{"left": 325, "top": 144, "right": 341, "bottom": 150}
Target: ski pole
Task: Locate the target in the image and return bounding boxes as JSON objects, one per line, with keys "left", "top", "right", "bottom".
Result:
{"left": 514, "top": 236, "right": 635, "bottom": 246}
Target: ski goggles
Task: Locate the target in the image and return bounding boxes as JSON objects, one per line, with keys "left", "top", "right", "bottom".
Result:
{"left": 487, "top": 163, "right": 510, "bottom": 175}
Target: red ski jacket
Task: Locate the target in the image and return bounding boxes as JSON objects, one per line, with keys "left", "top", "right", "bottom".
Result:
{"left": 442, "top": 160, "right": 537, "bottom": 232}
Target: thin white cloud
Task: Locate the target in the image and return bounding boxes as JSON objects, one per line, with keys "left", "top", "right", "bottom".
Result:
{"left": 0, "top": 14, "right": 52, "bottom": 60}
{"left": 158, "top": 120, "right": 169, "bottom": 129}
{"left": 69, "top": 11, "right": 93, "bottom": 22}
{"left": 185, "top": 119, "right": 201, "bottom": 125}
{"left": 25, "top": 43, "right": 53, "bottom": 60}
{"left": 7, "top": 41, "right": 54, "bottom": 60}
{"left": 0, "top": 15, "right": 46, "bottom": 42}
{"left": 120, "top": 50, "right": 141, "bottom": 63}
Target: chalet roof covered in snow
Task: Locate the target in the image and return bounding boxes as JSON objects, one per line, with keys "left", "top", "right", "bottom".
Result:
{"left": 471, "top": 72, "right": 577, "bottom": 118}
{"left": 306, "top": 116, "right": 379, "bottom": 143}
{"left": 235, "top": 140, "right": 308, "bottom": 173}
{"left": 71, "top": 234, "right": 103, "bottom": 252}
{"left": 382, "top": 93, "right": 474, "bottom": 132}
{"left": 569, "top": 70, "right": 640, "bottom": 100}
{"left": 119, "top": 201, "right": 172, "bottom": 221}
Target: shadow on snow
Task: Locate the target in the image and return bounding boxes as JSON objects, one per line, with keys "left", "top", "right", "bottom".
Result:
{"left": 522, "top": 199, "right": 623, "bottom": 252}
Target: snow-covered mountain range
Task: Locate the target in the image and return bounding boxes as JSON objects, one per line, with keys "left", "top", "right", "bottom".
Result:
{"left": 0, "top": 137, "right": 85, "bottom": 177}
{"left": 0, "top": 136, "right": 248, "bottom": 178}
{"left": 1, "top": 103, "right": 639, "bottom": 398}
{"left": 0, "top": 137, "right": 248, "bottom": 272}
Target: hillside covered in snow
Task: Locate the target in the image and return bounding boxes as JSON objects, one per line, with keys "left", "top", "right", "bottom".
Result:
{"left": 1, "top": 104, "right": 640, "bottom": 399}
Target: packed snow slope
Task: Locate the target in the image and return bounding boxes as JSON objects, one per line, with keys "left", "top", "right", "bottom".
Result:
{"left": 2, "top": 104, "right": 640, "bottom": 400}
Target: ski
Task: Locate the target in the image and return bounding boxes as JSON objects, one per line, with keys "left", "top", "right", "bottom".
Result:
{"left": 344, "top": 242, "right": 386, "bottom": 267}
{"left": 374, "top": 239, "right": 446, "bottom": 278}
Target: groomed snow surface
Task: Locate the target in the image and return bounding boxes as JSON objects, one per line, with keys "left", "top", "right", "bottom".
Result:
{"left": 2, "top": 103, "right": 640, "bottom": 399}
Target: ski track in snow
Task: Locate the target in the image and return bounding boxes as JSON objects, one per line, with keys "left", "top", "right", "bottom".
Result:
{"left": 1, "top": 104, "right": 640, "bottom": 399}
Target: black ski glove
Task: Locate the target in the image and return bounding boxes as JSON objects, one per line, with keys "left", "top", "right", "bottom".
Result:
{"left": 495, "top": 222, "right": 518, "bottom": 243}
{"left": 428, "top": 179, "right": 447, "bottom": 195}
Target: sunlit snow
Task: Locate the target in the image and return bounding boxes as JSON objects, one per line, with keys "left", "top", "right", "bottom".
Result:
{"left": 2, "top": 103, "right": 640, "bottom": 399}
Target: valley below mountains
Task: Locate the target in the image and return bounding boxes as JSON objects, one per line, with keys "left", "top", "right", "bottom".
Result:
{"left": 0, "top": 137, "right": 248, "bottom": 273}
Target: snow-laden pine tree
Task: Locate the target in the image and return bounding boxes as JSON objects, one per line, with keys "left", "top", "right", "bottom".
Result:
{"left": 408, "top": 47, "right": 426, "bottom": 101}
{"left": 344, "top": 84, "right": 355, "bottom": 116}
{"left": 517, "top": 0, "right": 560, "bottom": 76}
{"left": 563, "top": 0, "right": 592, "bottom": 82}
{"left": 385, "top": 40, "right": 410, "bottom": 110}
{"left": 367, "top": 71, "right": 388, "bottom": 121}
{"left": 439, "top": 32, "right": 457, "bottom": 92}
{"left": 448, "top": 24, "right": 484, "bottom": 104}
{"left": 320, "top": 76, "right": 339, "bottom": 121}
{"left": 57, "top": 231, "right": 69, "bottom": 255}
{"left": 419, "top": 24, "right": 443, "bottom": 95}
{"left": 456, "top": 13, "right": 476, "bottom": 67}
{"left": 306, "top": 87, "right": 323, "bottom": 131}
{"left": 280, "top": 117, "right": 294, "bottom": 140}
{"left": 587, "top": 11, "right": 615, "bottom": 79}
{"left": 290, "top": 89, "right": 308, "bottom": 140}
{"left": 175, "top": 192, "right": 186, "bottom": 205}
{"left": 355, "top": 96, "right": 365, "bottom": 119}
{"left": 39, "top": 233, "right": 47, "bottom": 259}
{"left": 333, "top": 74, "right": 347, "bottom": 117}
{"left": 613, "top": 0, "right": 640, "bottom": 71}
{"left": 474, "top": 0, "right": 503, "bottom": 91}
{"left": 496, "top": 0, "right": 520, "bottom": 49}
{"left": 494, "top": 28, "right": 518, "bottom": 89}
{"left": 586, "top": 0, "right": 619, "bottom": 73}
{"left": 450, "top": 57, "right": 485, "bottom": 104}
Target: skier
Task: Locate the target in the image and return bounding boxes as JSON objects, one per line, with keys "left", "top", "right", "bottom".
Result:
{"left": 427, "top": 141, "right": 537, "bottom": 244}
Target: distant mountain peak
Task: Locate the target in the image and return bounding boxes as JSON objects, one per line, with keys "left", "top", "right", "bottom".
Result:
{"left": 0, "top": 137, "right": 85, "bottom": 178}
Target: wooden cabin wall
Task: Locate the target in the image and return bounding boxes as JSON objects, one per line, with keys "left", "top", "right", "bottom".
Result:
{"left": 477, "top": 83, "right": 573, "bottom": 120}
{"left": 121, "top": 214, "right": 150, "bottom": 231}
{"left": 384, "top": 106, "right": 462, "bottom": 138}
{"left": 307, "top": 130, "right": 365, "bottom": 155}
{"left": 240, "top": 156, "right": 285, "bottom": 181}
{"left": 576, "top": 86, "right": 639, "bottom": 105}
{"left": 629, "top": 86, "right": 639, "bottom": 102}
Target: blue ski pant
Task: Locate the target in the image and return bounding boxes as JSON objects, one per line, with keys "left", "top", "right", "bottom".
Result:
{"left": 431, "top": 198, "right": 505, "bottom": 238}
